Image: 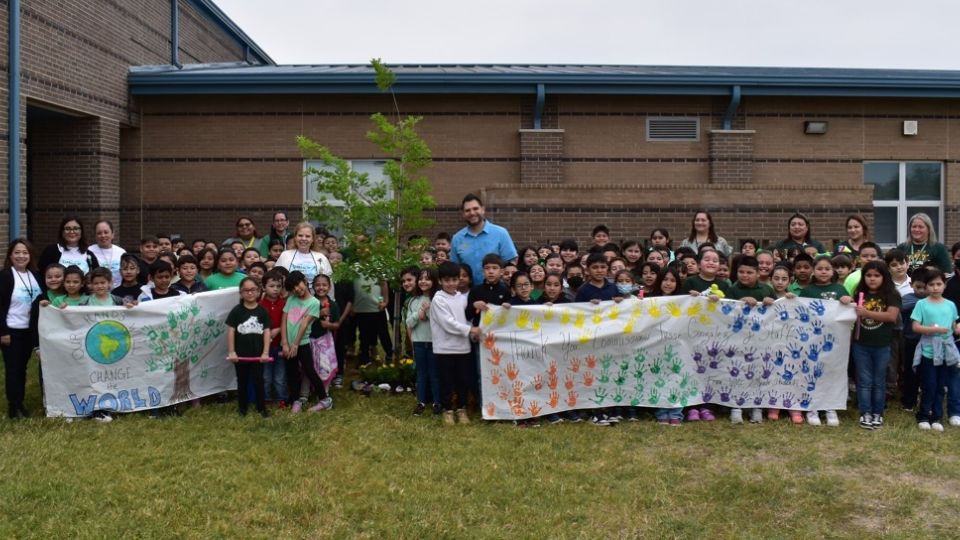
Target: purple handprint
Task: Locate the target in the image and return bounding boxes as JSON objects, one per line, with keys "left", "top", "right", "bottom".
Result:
{"left": 761, "top": 361, "right": 773, "bottom": 380}
{"left": 767, "top": 391, "right": 778, "bottom": 406}
{"left": 707, "top": 341, "right": 721, "bottom": 360}
{"left": 794, "top": 305, "right": 811, "bottom": 323}
{"left": 719, "top": 386, "right": 732, "bottom": 402}
{"left": 724, "top": 346, "right": 737, "bottom": 359}
{"left": 800, "top": 393, "right": 812, "bottom": 409}
{"left": 735, "top": 392, "right": 748, "bottom": 406}
{"left": 806, "top": 344, "right": 820, "bottom": 362}
{"left": 753, "top": 395, "right": 764, "bottom": 406}
{"left": 742, "top": 347, "right": 756, "bottom": 363}
{"left": 810, "top": 300, "right": 826, "bottom": 316}
{"left": 745, "top": 365, "right": 756, "bottom": 380}
{"left": 782, "top": 392, "right": 796, "bottom": 409}
{"left": 694, "top": 357, "right": 707, "bottom": 374}
{"left": 729, "top": 361, "right": 743, "bottom": 378}
{"left": 702, "top": 385, "right": 715, "bottom": 402}
{"left": 762, "top": 351, "right": 772, "bottom": 363}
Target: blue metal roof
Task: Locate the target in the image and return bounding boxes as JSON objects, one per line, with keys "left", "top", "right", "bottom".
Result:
{"left": 128, "top": 63, "right": 960, "bottom": 97}
{"left": 191, "top": 0, "right": 273, "bottom": 65}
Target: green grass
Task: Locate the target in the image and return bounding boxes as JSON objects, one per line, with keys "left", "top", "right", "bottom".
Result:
{"left": 1, "top": 360, "right": 959, "bottom": 539}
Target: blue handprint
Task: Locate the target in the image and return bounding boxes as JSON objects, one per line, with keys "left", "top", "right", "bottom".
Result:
{"left": 813, "top": 363, "right": 824, "bottom": 380}
{"left": 796, "top": 327, "right": 810, "bottom": 343}
{"left": 741, "top": 303, "right": 753, "bottom": 316}
{"left": 721, "top": 303, "right": 735, "bottom": 315}
{"left": 757, "top": 304, "right": 768, "bottom": 315}
{"left": 822, "top": 334, "right": 834, "bottom": 352}
{"left": 702, "top": 385, "right": 714, "bottom": 401}
{"left": 787, "top": 342, "right": 803, "bottom": 360}
{"left": 745, "top": 365, "right": 756, "bottom": 380}
{"left": 761, "top": 361, "right": 773, "bottom": 380}
{"left": 805, "top": 375, "right": 817, "bottom": 392}
{"left": 794, "top": 305, "right": 811, "bottom": 323}
{"left": 782, "top": 392, "right": 795, "bottom": 409}
{"left": 750, "top": 317, "right": 762, "bottom": 332}
{"left": 811, "top": 320, "right": 824, "bottom": 336}
{"left": 730, "top": 315, "right": 745, "bottom": 333}
{"left": 800, "top": 393, "right": 812, "bottom": 409}
{"left": 774, "top": 304, "right": 789, "bottom": 321}
{"left": 742, "top": 347, "right": 757, "bottom": 363}
{"left": 729, "top": 361, "right": 743, "bottom": 378}
{"left": 774, "top": 350, "right": 786, "bottom": 366}
{"left": 809, "top": 300, "right": 826, "bottom": 316}
{"left": 806, "top": 344, "right": 820, "bottom": 362}
{"left": 719, "top": 386, "right": 732, "bottom": 402}
{"left": 735, "top": 392, "right": 748, "bottom": 406}
{"left": 781, "top": 365, "right": 795, "bottom": 383}
{"left": 800, "top": 360, "right": 811, "bottom": 374}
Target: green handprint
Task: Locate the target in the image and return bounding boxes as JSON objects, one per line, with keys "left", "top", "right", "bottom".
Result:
{"left": 591, "top": 387, "right": 609, "bottom": 405}
{"left": 619, "top": 359, "right": 630, "bottom": 372}
{"left": 663, "top": 344, "right": 676, "bottom": 361}
{"left": 688, "top": 387, "right": 699, "bottom": 398}
{"left": 670, "top": 357, "right": 683, "bottom": 375}
{"left": 630, "top": 395, "right": 642, "bottom": 407}
{"left": 655, "top": 378, "right": 666, "bottom": 388}
{"left": 633, "top": 368, "right": 645, "bottom": 382}
{"left": 615, "top": 370, "right": 627, "bottom": 386}
{"left": 601, "top": 354, "right": 613, "bottom": 370}
{"left": 634, "top": 383, "right": 644, "bottom": 398}
{"left": 634, "top": 350, "right": 647, "bottom": 365}
{"left": 648, "top": 387, "right": 660, "bottom": 404}
{"left": 668, "top": 389, "right": 679, "bottom": 404}
{"left": 598, "top": 369, "right": 610, "bottom": 384}
{"left": 679, "top": 374, "right": 690, "bottom": 389}
{"left": 613, "top": 388, "right": 625, "bottom": 403}
{"left": 680, "top": 396, "right": 689, "bottom": 407}
{"left": 650, "top": 358, "right": 663, "bottom": 375}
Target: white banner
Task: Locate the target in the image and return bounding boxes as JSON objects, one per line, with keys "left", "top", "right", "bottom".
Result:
{"left": 479, "top": 296, "right": 856, "bottom": 420}
{"left": 39, "top": 289, "right": 240, "bottom": 417}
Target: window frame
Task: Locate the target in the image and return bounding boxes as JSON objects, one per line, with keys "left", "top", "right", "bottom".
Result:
{"left": 864, "top": 160, "right": 943, "bottom": 248}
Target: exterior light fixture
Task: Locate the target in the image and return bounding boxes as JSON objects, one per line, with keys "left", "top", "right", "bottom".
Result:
{"left": 803, "top": 121, "right": 828, "bottom": 135}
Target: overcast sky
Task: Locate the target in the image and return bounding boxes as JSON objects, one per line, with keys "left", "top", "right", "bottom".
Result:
{"left": 214, "top": 0, "right": 958, "bottom": 70}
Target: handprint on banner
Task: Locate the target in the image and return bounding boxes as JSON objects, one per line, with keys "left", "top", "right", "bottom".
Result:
{"left": 516, "top": 310, "right": 530, "bottom": 329}
{"left": 615, "top": 370, "right": 627, "bottom": 386}
{"left": 619, "top": 357, "right": 630, "bottom": 372}
{"left": 730, "top": 315, "right": 745, "bottom": 333}
{"left": 482, "top": 310, "right": 494, "bottom": 327}
{"left": 648, "top": 303, "right": 662, "bottom": 318}
{"left": 564, "top": 374, "right": 575, "bottom": 390}
{"left": 800, "top": 360, "right": 811, "bottom": 375}
{"left": 787, "top": 342, "right": 803, "bottom": 360}
{"left": 721, "top": 303, "right": 734, "bottom": 315}
{"left": 613, "top": 388, "right": 625, "bottom": 403}
{"left": 483, "top": 331, "right": 496, "bottom": 351}
{"left": 489, "top": 347, "right": 503, "bottom": 366}
{"left": 569, "top": 357, "right": 581, "bottom": 373}
{"left": 497, "top": 385, "right": 509, "bottom": 401}
{"left": 560, "top": 309, "right": 572, "bottom": 325}
{"left": 767, "top": 391, "right": 779, "bottom": 406}
{"left": 591, "top": 310, "right": 603, "bottom": 325}
{"left": 531, "top": 318, "right": 541, "bottom": 331}
{"left": 648, "top": 387, "right": 660, "bottom": 404}
{"left": 742, "top": 347, "right": 757, "bottom": 363}
{"left": 753, "top": 395, "right": 764, "bottom": 406}
{"left": 774, "top": 304, "right": 789, "bottom": 321}
{"left": 495, "top": 310, "right": 509, "bottom": 326}
{"left": 806, "top": 344, "right": 821, "bottom": 362}
{"left": 782, "top": 392, "right": 795, "bottom": 408}
{"left": 728, "top": 361, "right": 743, "bottom": 378}
{"left": 573, "top": 312, "right": 585, "bottom": 328}
{"left": 543, "top": 306, "right": 555, "bottom": 321}
{"left": 655, "top": 377, "right": 667, "bottom": 389}
{"left": 805, "top": 374, "right": 817, "bottom": 392}
{"left": 794, "top": 305, "right": 811, "bottom": 323}
{"left": 687, "top": 303, "right": 702, "bottom": 317}
{"left": 811, "top": 319, "right": 824, "bottom": 335}
{"left": 548, "top": 359, "right": 558, "bottom": 376}
{"left": 532, "top": 374, "right": 543, "bottom": 391}
{"left": 781, "top": 364, "right": 796, "bottom": 383}
{"left": 667, "top": 302, "right": 682, "bottom": 318}
{"left": 506, "top": 362, "right": 520, "bottom": 381}
{"left": 774, "top": 350, "right": 786, "bottom": 366}
{"left": 622, "top": 319, "right": 634, "bottom": 334}
{"left": 735, "top": 392, "right": 748, "bottom": 406}
{"left": 822, "top": 333, "right": 834, "bottom": 352}
{"left": 608, "top": 305, "right": 620, "bottom": 320}
{"left": 809, "top": 299, "right": 826, "bottom": 316}
{"left": 633, "top": 367, "right": 645, "bottom": 381}
{"left": 667, "top": 389, "right": 680, "bottom": 404}
{"left": 591, "top": 387, "right": 608, "bottom": 405}
{"left": 490, "top": 368, "right": 501, "bottom": 385}
{"left": 582, "top": 371, "right": 595, "bottom": 387}
{"left": 598, "top": 369, "right": 610, "bottom": 384}
{"left": 800, "top": 393, "right": 812, "bottom": 409}
{"left": 707, "top": 342, "right": 722, "bottom": 368}
{"left": 548, "top": 391, "right": 560, "bottom": 408}
{"left": 741, "top": 303, "right": 753, "bottom": 316}
{"left": 649, "top": 358, "right": 663, "bottom": 375}
{"left": 671, "top": 357, "right": 683, "bottom": 374}
{"left": 528, "top": 401, "right": 542, "bottom": 417}
{"left": 796, "top": 327, "right": 810, "bottom": 343}
{"left": 585, "top": 355, "right": 598, "bottom": 369}
{"left": 719, "top": 386, "right": 732, "bottom": 402}
{"left": 761, "top": 360, "right": 773, "bottom": 380}
{"left": 744, "top": 365, "right": 755, "bottom": 380}
{"left": 724, "top": 345, "right": 738, "bottom": 359}
{"left": 547, "top": 371, "right": 558, "bottom": 390}
{"left": 566, "top": 391, "right": 578, "bottom": 407}
{"left": 578, "top": 332, "right": 591, "bottom": 345}
{"left": 601, "top": 355, "right": 613, "bottom": 370}
{"left": 750, "top": 317, "right": 762, "bottom": 332}
{"left": 702, "top": 385, "right": 714, "bottom": 401}
{"left": 485, "top": 402, "right": 495, "bottom": 417}
{"left": 694, "top": 352, "right": 707, "bottom": 374}
{"left": 756, "top": 304, "right": 768, "bottom": 315}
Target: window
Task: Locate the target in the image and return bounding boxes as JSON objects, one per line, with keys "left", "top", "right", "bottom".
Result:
{"left": 646, "top": 117, "right": 699, "bottom": 141}
{"left": 303, "top": 159, "right": 389, "bottom": 206}
{"left": 864, "top": 161, "right": 943, "bottom": 247}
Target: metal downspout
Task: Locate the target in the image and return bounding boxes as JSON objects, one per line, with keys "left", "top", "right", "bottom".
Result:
{"left": 171, "top": 0, "right": 181, "bottom": 67}
{"left": 534, "top": 83, "right": 545, "bottom": 129}
{"left": 8, "top": 0, "right": 21, "bottom": 240}
{"left": 722, "top": 85, "right": 742, "bottom": 130}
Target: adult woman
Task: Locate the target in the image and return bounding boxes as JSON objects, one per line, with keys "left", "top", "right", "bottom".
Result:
{"left": 679, "top": 211, "right": 732, "bottom": 256}
{"left": 0, "top": 239, "right": 43, "bottom": 419}
{"left": 258, "top": 212, "right": 291, "bottom": 258}
{"left": 834, "top": 215, "right": 869, "bottom": 259}
{"left": 225, "top": 216, "right": 260, "bottom": 251}
{"left": 87, "top": 220, "right": 127, "bottom": 288}
{"left": 275, "top": 222, "right": 333, "bottom": 293}
{"left": 774, "top": 213, "right": 825, "bottom": 255}
{"left": 38, "top": 216, "right": 100, "bottom": 273}
{"left": 896, "top": 212, "right": 951, "bottom": 275}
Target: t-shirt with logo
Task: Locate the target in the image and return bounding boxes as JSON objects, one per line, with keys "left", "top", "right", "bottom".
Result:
{"left": 283, "top": 294, "right": 320, "bottom": 347}
{"left": 855, "top": 291, "right": 901, "bottom": 348}
{"left": 226, "top": 304, "right": 273, "bottom": 358}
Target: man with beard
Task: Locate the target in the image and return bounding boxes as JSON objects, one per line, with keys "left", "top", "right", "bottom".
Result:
{"left": 449, "top": 194, "right": 518, "bottom": 285}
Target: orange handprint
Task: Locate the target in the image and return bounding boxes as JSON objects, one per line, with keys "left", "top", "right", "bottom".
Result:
{"left": 582, "top": 371, "right": 594, "bottom": 387}
{"left": 506, "top": 362, "right": 520, "bottom": 381}
{"left": 512, "top": 380, "right": 523, "bottom": 400}
{"left": 564, "top": 374, "right": 575, "bottom": 390}
{"left": 566, "top": 390, "right": 578, "bottom": 407}
{"left": 569, "top": 357, "right": 581, "bottom": 373}
{"left": 483, "top": 332, "right": 496, "bottom": 350}
{"left": 547, "top": 372, "right": 558, "bottom": 390}
{"left": 548, "top": 359, "right": 558, "bottom": 375}
{"left": 509, "top": 397, "right": 525, "bottom": 417}
{"left": 497, "top": 385, "right": 509, "bottom": 401}
{"left": 485, "top": 402, "right": 495, "bottom": 417}
{"left": 548, "top": 391, "right": 560, "bottom": 408}
{"left": 489, "top": 347, "right": 503, "bottom": 366}
{"left": 585, "top": 355, "right": 598, "bottom": 369}
{"left": 490, "top": 368, "right": 501, "bottom": 385}
{"left": 528, "top": 401, "right": 542, "bottom": 417}
{"left": 532, "top": 374, "right": 544, "bottom": 391}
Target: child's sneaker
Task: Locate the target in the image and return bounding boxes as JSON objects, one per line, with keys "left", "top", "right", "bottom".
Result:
{"left": 333, "top": 376, "right": 343, "bottom": 389}
{"left": 442, "top": 410, "right": 455, "bottom": 425}
{"left": 730, "top": 408, "right": 744, "bottom": 424}
{"left": 918, "top": 421, "right": 932, "bottom": 430}
{"left": 700, "top": 409, "right": 715, "bottom": 422}
{"left": 432, "top": 403, "right": 442, "bottom": 415}
{"left": 290, "top": 399, "right": 305, "bottom": 413}
{"left": 750, "top": 408, "right": 763, "bottom": 424}
{"left": 547, "top": 414, "right": 564, "bottom": 424}
{"left": 806, "top": 411, "right": 821, "bottom": 426}
{"left": 668, "top": 418, "right": 681, "bottom": 426}
{"left": 413, "top": 403, "right": 426, "bottom": 416}
{"left": 686, "top": 408, "right": 700, "bottom": 422}
{"left": 871, "top": 415, "right": 883, "bottom": 428}
{"left": 949, "top": 416, "right": 960, "bottom": 427}
{"left": 590, "top": 414, "right": 611, "bottom": 426}
{"left": 456, "top": 408, "right": 470, "bottom": 424}
{"left": 309, "top": 398, "right": 333, "bottom": 412}
{"left": 932, "top": 422, "right": 945, "bottom": 432}
{"left": 767, "top": 409, "right": 780, "bottom": 421}
{"left": 859, "top": 414, "right": 874, "bottom": 429}
{"left": 825, "top": 410, "right": 840, "bottom": 427}
{"left": 276, "top": 400, "right": 287, "bottom": 410}
{"left": 93, "top": 411, "right": 113, "bottom": 423}
{"left": 790, "top": 411, "right": 804, "bottom": 424}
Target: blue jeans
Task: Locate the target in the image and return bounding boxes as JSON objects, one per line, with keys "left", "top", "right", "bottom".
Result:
{"left": 413, "top": 342, "right": 440, "bottom": 405}
{"left": 263, "top": 345, "right": 287, "bottom": 402}
{"left": 655, "top": 408, "right": 683, "bottom": 421}
{"left": 852, "top": 342, "right": 891, "bottom": 416}
{"left": 916, "top": 357, "right": 960, "bottom": 423}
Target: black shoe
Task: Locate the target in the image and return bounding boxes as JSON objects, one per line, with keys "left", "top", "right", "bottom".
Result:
{"left": 432, "top": 403, "right": 443, "bottom": 415}
{"left": 413, "top": 403, "right": 426, "bottom": 416}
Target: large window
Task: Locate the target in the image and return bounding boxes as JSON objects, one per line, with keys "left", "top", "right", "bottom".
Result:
{"left": 864, "top": 161, "right": 943, "bottom": 247}
{"left": 303, "top": 160, "right": 389, "bottom": 206}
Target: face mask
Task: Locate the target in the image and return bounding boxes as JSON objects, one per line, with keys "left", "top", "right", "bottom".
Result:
{"left": 567, "top": 276, "right": 584, "bottom": 289}
{"left": 616, "top": 283, "right": 635, "bottom": 295}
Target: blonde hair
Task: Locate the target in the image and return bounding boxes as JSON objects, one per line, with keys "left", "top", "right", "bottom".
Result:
{"left": 908, "top": 213, "right": 937, "bottom": 244}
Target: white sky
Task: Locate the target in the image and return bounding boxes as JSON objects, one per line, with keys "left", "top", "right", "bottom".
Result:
{"left": 215, "top": 0, "right": 959, "bottom": 70}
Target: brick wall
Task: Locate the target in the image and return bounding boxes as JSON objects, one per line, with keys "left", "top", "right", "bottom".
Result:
{"left": 519, "top": 129, "right": 564, "bottom": 183}
{"left": 709, "top": 130, "right": 754, "bottom": 184}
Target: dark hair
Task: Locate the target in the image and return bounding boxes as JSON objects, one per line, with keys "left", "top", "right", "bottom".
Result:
{"left": 793, "top": 252, "right": 814, "bottom": 266}
{"left": 639, "top": 261, "right": 661, "bottom": 276}
{"left": 653, "top": 266, "right": 683, "bottom": 296}
{"left": 649, "top": 228, "right": 672, "bottom": 248}
{"left": 88, "top": 267, "right": 112, "bottom": 283}
{"left": 63, "top": 265, "right": 85, "bottom": 282}
{"left": 786, "top": 212, "right": 813, "bottom": 244}
{"left": 559, "top": 238, "right": 578, "bottom": 252}
{"left": 696, "top": 248, "right": 719, "bottom": 263}
{"left": 924, "top": 268, "right": 947, "bottom": 284}
{"left": 149, "top": 260, "right": 174, "bottom": 276}
{"left": 156, "top": 233, "right": 171, "bottom": 241}
{"left": 858, "top": 241, "right": 882, "bottom": 257}
{"left": 58, "top": 216, "right": 89, "bottom": 252}
{"left": 518, "top": 246, "right": 538, "bottom": 270}
{"left": 740, "top": 239, "right": 757, "bottom": 252}
{"left": 910, "top": 267, "right": 930, "bottom": 285}
{"left": 312, "top": 273, "right": 332, "bottom": 289}
{"left": 884, "top": 248, "right": 907, "bottom": 265}
{"left": 262, "top": 270, "right": 284, "bottom": 286}
{"left": 563, "top": 264, "right": 583, "bottom": 277}
{"left": 248, "top": 261, "right": 267, "bottom": 275}
{"left": 856, "top": 260, "right": 897, "bottom": 299}
{"left": 687, "top": 211, "right": 718, "bottom": 243}
{"left": 481, "top": 253, "right": 503, "bottom": 268}
{"left": 271, "top": 266, "right": 290, "bottom": 279}
{"left": 435, "top": 231, "right": 452, "bottom": 241}
{"left": 509, "top": 271, "right": 531, "bottom": 289}
{"left": 675, "top": 246, "right": 696, "bottom": 260}
{"left": 235, "top": 216, "right": 259, "bottom": 238}
{"left": 738, "top": 255, "right": 759, "bottom": 270}
{"left": 140, "top": 235, "right": 159, "bottom": 246}
{"left": 831, "top": 254, "right": 853, "bottom": 269}
{"left": 120, "top": 253, "right": 140, "bottom": 269}
{"left": 191, "top": 238, "right": 206, "bottom": 247}
{"left": 176, "top": 254, "right": 198, "bottom": 268}
{"left": 417, "top": 267, "right": 439, "bottom": 298}
{"left": 238, "top": 276, "right": 261, "bottom": 293}
{"left": 437, "top": 261, "right": 461, "bottom": 280}
{"left": 846, "top": 214, "right": 869, "bottom": 239}
{"left": 592, "top": 224, "right": 610, "bottom": 238}
{"left": 461, "top": 193, "right": 483, "bottom": 209}
{"left": 585, "top": 252, "right": 607, "bottom": 267}
{"left": 4, "top": 238, "right": 37, "bottom": 272}
{"left": 197, "top": 247, "right": 217, "bottom": 265}
{"left": 602, "top": 242, "right": 621, "bottom": 255}
{"left": 543, "top": 253, "right": 563, "bottom": 267}
{"left": 285, "top": 270, "right": 307, "bottom": 291}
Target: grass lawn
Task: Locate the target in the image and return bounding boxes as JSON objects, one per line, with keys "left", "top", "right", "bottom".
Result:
{"left": 1, "top": 360, "right": 959, "bottom": 539}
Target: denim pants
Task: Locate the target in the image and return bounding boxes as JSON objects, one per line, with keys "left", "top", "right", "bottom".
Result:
{"left": 916, "top": 357, "right": 960, "bottom": 423}
{"left": 852, "top": 342, "right": 891, "bottom": 416}
{"left": 263, "top": 345, "right": 287, "bottom": 401}
{"left": 413, "top": 341, "right": 440, "bottom": 405}
{"left": 655, "top": 408, "right": 683, "bottom": 421}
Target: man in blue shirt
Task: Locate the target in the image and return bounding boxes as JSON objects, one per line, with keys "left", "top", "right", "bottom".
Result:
{"left": 450, "top": 194, "right": 518, "bottom": 284}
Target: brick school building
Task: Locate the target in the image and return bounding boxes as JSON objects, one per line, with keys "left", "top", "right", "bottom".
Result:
{"left": 4, "top": 1, "right": 960, "bottom": 253}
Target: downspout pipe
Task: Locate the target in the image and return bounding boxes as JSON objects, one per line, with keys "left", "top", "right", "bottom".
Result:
{"left": 533, "top": 83, "right": 545, "bottom": 129}
{"left": 171, "top": 0, "right": 181, "bottom": 68}
{"left": 722, "top": 85, "right": 741, "bottom": 130}
{"left": 8, "top": 0, "right": 21, "bottom": 240}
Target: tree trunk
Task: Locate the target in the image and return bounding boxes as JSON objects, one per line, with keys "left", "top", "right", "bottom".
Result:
{"left": 170, "top": 360, "right": 194, "bottom": 403}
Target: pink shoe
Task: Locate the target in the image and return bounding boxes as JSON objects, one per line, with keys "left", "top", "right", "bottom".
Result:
{"left": 669, "top": 419, "right": 681, "bottom": 426}
{"left": 700, "top": 408, "right": 716, "bottom": 422}
{"left": 686, "top": 408, "right": 700, "bottom": 422}
{"left": 308, "top": 398, "right": 333, "bottom": 412}
{"left": 291, "top": 399, "right": 304, "bottom": 413}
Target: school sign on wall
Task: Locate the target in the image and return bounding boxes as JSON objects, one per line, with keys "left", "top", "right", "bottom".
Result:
{"left": 39, "top": 290, "right": 240, "bottom": 417}
{"left": 479, "top": 296, "right": 856, "bottom": 420}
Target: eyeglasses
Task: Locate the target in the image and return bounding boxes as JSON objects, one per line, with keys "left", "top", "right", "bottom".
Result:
{"left": 63, "top": 227, "right": 81, "bottom": 232}
{"left": 515, "top": 282, "right": 533, "bottom": 288}
{"left": 238, "top": 222, "right": 253, "bottom": 228}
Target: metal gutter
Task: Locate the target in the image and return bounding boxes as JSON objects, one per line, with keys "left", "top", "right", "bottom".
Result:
{"left": 8, "top": 0, "right": 20, "bottom": 240}
{"left": 188, "top": 0, "right": 274, "bottom": 65}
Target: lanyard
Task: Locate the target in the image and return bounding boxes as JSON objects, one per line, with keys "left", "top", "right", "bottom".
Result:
{"left": 14, "top": 269, "right": 36, "bottom": 300}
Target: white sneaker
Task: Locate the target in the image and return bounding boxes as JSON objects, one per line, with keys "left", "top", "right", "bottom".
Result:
{"left": 949, "top": 416, "right": 960, "bottom": 427}
{"left": 932, "top": 422, "right": 945, "bottom": 432}
{"left": 730, "top": 408, "right": 744, "bottom": 424}
{"left": 749, "top": 408, "right": 763, "bottom": 424}
{"left": 806, "top": 411, "right": 822, "bottom": 426}
{"left": 825, "top": 410, "right": 840, "bottom": 427}
{"left": 918, "top": 421, "right": 932, "bottom": 430}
